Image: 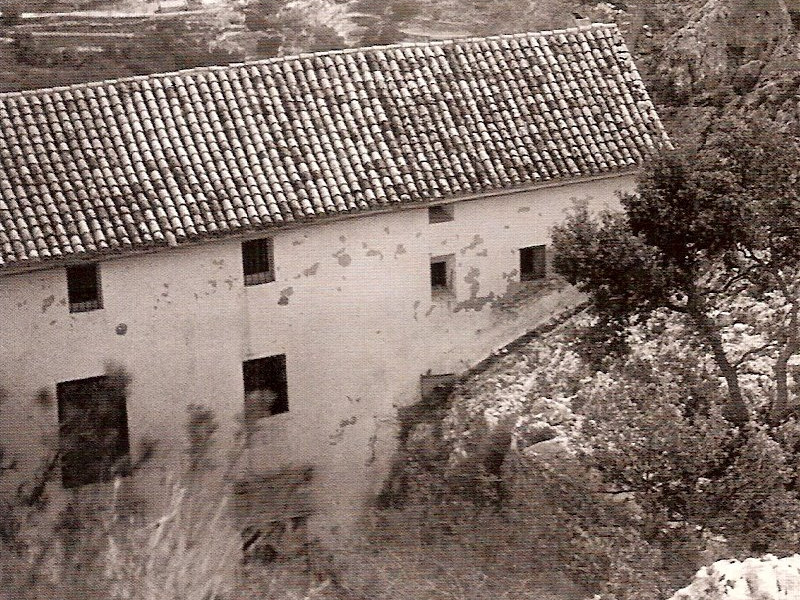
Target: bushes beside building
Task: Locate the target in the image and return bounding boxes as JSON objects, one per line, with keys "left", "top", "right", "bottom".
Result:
{"left": 378, "top": 119, "right": 800, "bottom": 598}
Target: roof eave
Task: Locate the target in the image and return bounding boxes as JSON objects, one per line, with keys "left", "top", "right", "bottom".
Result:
{"left": 0, "top": 166, "right": 640, "bottom": 278}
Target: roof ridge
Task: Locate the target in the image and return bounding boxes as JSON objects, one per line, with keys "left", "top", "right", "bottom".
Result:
{"left": 0, "top": 22, "right": 618, "bottom": 100}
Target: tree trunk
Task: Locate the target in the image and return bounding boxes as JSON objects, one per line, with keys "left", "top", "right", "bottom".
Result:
{"left": 772, "top": 303, "right": 799, "bottom": 425}
{"left": 691, "top": 308, "right": 749, "bottom": 426}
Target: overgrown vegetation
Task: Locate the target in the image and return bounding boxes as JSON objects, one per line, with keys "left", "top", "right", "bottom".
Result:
{"left": 375, "top": 119, "right": 800, "bottom": 599}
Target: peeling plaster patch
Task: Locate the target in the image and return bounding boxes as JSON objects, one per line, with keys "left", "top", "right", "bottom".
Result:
{"left": 303, "top": 262, "right": 320, "bottom": 277}
{"left": 59, "top": 298, "right": 66, "bottom": 306}
{"left": 455, "top": 293, "right": 496, "bottom": 312}
{"left": 336, "top": 286, "right": 342, "bottom": 292}
{"left": 504, "top": 225, "right": 510, "bottom": 229}
{"left": 329, "top": 415, "right": 357, "bottom": 444}
{"left": 49, "top": 320, "right": 56, "bottom": 326}
{"left": 464, "top": 266, "right": 481, "bottom": 297}
{"left": 454, "top": 267, "right": 496, "bottom": 312}
{"left": 413, "top": 299, "right": 421, "bottom": 320}
{"left": 477, "top": 249, "right": 488, "bottom": 257}
{"left": 384, "top": 227, "right": 390, "bottom": 234}
{"left": 394, "top": 244, "right": 407, "bottom": 258}
{"left": 460, "top": 234, "right": 484, "bottom": 255}
{"left": 339, "top": 235, "right": 347, "bottom": 243}
{"left": 362, "top": 242, "right": 384, "bottom": 258}
{"left": 211, "top": 259, "right": 225, "bottom": 269}
{"left": 161, "top": 292, "right": 169, "bottom": 298}
{"left": 333, "top": 249, "right": 352, "bottom": 267}
{"left": 41, "top": 295, "right": 55, "bottom": 313}
{"left": 278, "top": 287, "right": 294, "bottom": 305}
{"left": 224, "top": 278, "right": 235, "bottom": 290}
{"left": 416, "top": 232, "right": 422, "bottom": 238}
{"left": 208, "top": 280, "right": 217, "bottom": 289}
{"left": 425, "top": 304, "right": 436, "bottom": 317}
{"left": 502, "top": 269, "right": 519, "bottom": 282}
{"left": 116, "top": 323, "right": 128, "bottom": 336}
{"left": 517, "top": 206, "right": 531, "bottom": 213}
{"left": 292, "top": 239, "right": 304, "bottom": 246}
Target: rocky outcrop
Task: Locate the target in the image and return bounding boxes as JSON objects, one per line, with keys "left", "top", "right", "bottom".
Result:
{"left": 669, "top": 554, "right": 800, "bottom": 600}
{"left": 655, "top": 0, "right": 793, "bottom": 98}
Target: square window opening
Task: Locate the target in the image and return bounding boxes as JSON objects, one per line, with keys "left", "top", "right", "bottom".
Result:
{"left": 243, "top": 238, "right": 274, "bottom": 286}
{"left": 428, "top": 204, "right": 454, "bottom": 224}
{"left": 520, "top": 245, "right": 547, "bottom": 281}
{"left": 57, "top": 375, "right": 130, "bottom": 488}
{"left": 430, "top": 255, "right": 454, "bottom": 295}
{"left": 67, "top": 263, "right": 102, "bottom": 313}
{"left": 243, "top": 354, "right": 288, "bottom": 421}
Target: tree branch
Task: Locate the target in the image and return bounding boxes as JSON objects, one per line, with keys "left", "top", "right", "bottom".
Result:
{"left": 733, "top": 341, "right": 780, "bottom": 368}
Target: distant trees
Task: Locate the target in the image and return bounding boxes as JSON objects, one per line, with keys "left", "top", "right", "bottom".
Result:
{"left": 552, "top": 116, "right": 800, "bottom": 425}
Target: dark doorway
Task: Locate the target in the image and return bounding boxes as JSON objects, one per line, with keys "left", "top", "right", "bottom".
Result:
{"left": 57, "top": 375, "right": 130, "bottom": 488}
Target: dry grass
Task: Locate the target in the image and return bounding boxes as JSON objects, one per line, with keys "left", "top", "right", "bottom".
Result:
{"left": 326, "top": 509, "right": 587, "bottom": 600}
{"left": 3, "top": 476, "right": 589, "bottom": 600}
{"left": 105, "top": 480, "right": 241, "bottom": 600}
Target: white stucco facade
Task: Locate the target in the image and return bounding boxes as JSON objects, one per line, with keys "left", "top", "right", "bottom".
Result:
{"left": 0, "top": 173, "right": 634, "bottom": 532}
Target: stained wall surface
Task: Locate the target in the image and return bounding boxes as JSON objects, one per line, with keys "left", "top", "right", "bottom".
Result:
{"left": 0, "top": 173, "right": 634, "bottom": 531}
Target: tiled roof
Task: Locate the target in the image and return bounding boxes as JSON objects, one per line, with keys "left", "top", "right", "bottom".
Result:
{"left": 0, "top": 23, "right": 666, "bottom": 270}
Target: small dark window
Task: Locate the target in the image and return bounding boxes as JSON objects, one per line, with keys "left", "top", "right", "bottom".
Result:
{"left": 520, "top": 245, "right": 546, "bottom": 281}
{"left": 428, "top": 204, "right": 454, "bottom": 224}
{"left": 67, "top": 263, "right": 102, "bottom": 313}
{"left": 242, "top": 238, "right": 274, "bottom": 286}
{"left": 430, "top": 255, "right": 454, "bottom": 294}
{"left": 243, "top": 354, "right": 288, "bottom": 421}
{"left": 57, "top": 375, "right": 130, "bottom": 488}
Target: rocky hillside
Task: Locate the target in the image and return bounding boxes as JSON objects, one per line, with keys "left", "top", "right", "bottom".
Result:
{"left": 4, "top": 0, "right": 797, "bottom": 143}
{"left": 636, "top": 0, "right": 800, "bottom": 136}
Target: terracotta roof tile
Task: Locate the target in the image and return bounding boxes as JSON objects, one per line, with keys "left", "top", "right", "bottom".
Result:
{"left": 0, "top": 23, "right": 666, "bottom": 270}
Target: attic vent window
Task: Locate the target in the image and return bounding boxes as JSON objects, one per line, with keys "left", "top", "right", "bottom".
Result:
{"left": 242, "top": 238, "right": 274, "bottom": 286}
{"left": 67, "top": 263, "right": 102, "bottom": 313}
{"left": 243, "top": 354, "right": 289, "bottom": 421}
{"left": 428, "top": 204, "right": 454, "bottom": 224}
{"left": 520, "top": 245, "right": 546, "bottom": 281}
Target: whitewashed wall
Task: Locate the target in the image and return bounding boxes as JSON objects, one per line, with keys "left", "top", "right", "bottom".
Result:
{"left": 0, "top": 173, "right": 634, "bottom": 533}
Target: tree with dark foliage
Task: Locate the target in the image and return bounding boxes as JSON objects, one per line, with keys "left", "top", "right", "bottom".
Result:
{"left": 552, "top": 117, "right": 800, "bottom": 425}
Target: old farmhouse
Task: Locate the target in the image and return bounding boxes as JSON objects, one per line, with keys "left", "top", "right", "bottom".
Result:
{"left": 0, "top": 23, "right": 666, "bottom": 531}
